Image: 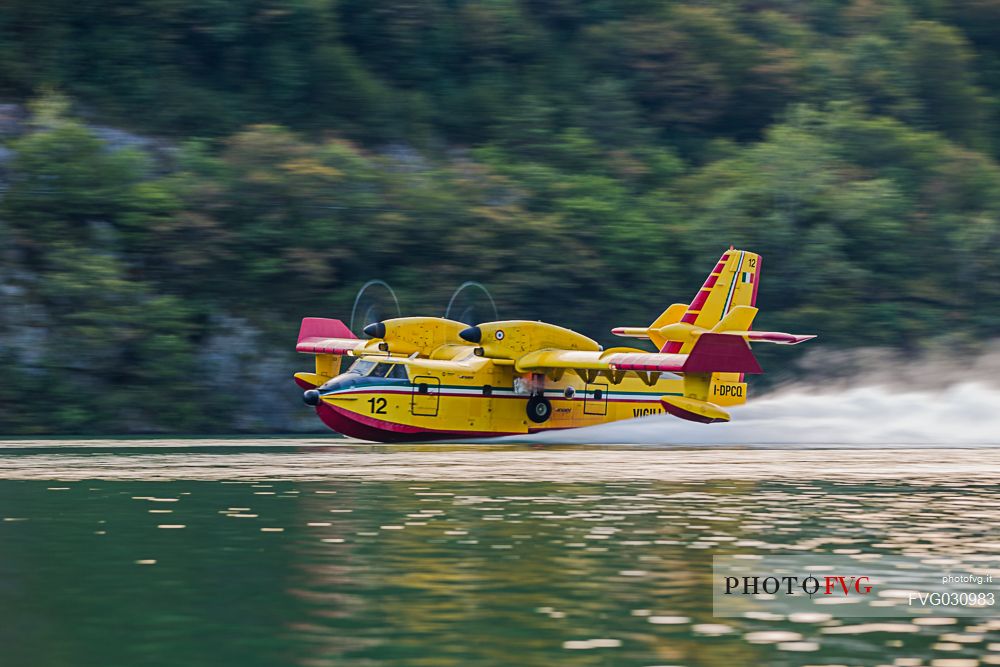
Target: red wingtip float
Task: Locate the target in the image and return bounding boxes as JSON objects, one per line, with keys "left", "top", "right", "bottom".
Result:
{"left": 293, "top": 249, "right": 814, "bottom": 441}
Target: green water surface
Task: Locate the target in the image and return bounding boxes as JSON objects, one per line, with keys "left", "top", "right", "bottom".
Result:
{"left": 0, "top": 441, "right": 997, "bottom": 667}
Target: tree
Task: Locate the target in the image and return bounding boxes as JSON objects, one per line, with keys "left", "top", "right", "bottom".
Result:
{"left": 906, "top": 21, "right": 992, "bottom": 150}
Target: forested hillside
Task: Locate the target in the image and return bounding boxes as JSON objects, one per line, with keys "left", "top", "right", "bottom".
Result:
{"left": 2, "top": 0, "right": 1000, "bottom": 433}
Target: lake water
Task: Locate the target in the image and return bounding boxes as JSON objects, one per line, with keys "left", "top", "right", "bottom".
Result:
{"left": 1, "top": 438, "right": 998, "bottom": 667}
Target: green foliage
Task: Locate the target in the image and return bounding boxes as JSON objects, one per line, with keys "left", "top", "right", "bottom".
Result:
{"left": 3, "top": 121, "right": 148, "bottom": 248}
{"left": 906, "top": 20, "right": 992, "bottom": 148}
{"left": 2, "top": 2, "right": 1000, "bottom": 433}
{"left": 0, "top": 242, "right": 212, "bottom": 433}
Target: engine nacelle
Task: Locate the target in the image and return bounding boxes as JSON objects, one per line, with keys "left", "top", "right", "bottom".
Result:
{"left": 362, "top": 317, "right": 470, "bottom": 356}
{"left": 460, "top": 320, "right": 600, "bottom": 360}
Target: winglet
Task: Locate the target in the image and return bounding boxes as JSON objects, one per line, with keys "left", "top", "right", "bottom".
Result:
{"left": 712, "top": 305, "right": 758, "bottom": 333}
{"left": 294, "top": 318, "right": 360, "bottom": 382}
{"left": 296, "top": 318, "right": 362, "bottom": 355}
{"left": 297, "top": 317, "right": 357, "bottom": 343}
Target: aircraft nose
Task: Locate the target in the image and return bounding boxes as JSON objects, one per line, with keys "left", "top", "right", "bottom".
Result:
{"left": 303, "top": 389, "right": 320, "bottom": 406}
{"left": 363, "top": 321, "right": 386, "bottom": 338}
{"left": 459, "top": 326, "right": 482, "bottom": 343}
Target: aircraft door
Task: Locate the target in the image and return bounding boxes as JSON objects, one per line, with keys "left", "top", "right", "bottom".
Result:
{"left": 410, "top": 376, "right": 441, "bottom": 417}
{"left": 583, "top": 382, "right": 609, "bottom": 416}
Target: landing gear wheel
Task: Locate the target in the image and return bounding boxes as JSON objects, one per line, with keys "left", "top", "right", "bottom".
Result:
{"left": 527, "top": 396, "right": 552, "bottom": 423}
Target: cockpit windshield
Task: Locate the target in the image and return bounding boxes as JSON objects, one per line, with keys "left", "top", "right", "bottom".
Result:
{"left": 347, "top": 359, "right": 378, "bottom": 376}
{"left": 344, "top": 359, "right": 407, "bottom": 379}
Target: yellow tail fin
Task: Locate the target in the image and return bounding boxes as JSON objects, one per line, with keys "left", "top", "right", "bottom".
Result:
{"left": 664, "top": 249, "right": 761, "bottom": 354}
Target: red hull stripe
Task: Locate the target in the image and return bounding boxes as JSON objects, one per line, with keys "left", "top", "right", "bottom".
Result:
{"left": 316, "top": 402, "right": 520, "bottom": 442}
{"left": 316, "top": 395, "right": 686, "bottom": 442}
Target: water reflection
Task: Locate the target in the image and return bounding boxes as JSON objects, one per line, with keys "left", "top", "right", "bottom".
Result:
{"left": 0, "top": 442, "right": 997, "bottom": 666}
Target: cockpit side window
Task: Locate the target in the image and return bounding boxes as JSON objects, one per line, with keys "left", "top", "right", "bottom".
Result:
{"left": 387, "top": 364, "right": 408, "bottom": 379}
{"left": 371, "top": 363, "right": 392, "bottom": 377}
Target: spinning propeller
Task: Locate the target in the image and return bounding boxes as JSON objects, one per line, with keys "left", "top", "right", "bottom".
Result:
{"left": 443, "top": 281, "right": 498, "bottom": 327}
{"left": 349, "top": 280, "right": 401, "bottom": 337}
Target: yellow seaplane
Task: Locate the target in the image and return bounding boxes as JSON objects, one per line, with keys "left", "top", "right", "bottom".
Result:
{"left": 294, "top": 249, "right": 814, "bottom": 442}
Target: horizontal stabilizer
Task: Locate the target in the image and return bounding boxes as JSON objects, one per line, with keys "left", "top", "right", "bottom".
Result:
{"left": 712, "top": 306, "right": 813, "bottom": 345}
{"left": 613, "top": 306, "right": 817, "bottom": 349}
{"left": 611, "top": 303, "right": 688, "bottom": 348}
{"left": 732, "top": 331, "right": 816, "bottom": 345}
{"left": 647, "top": 303, "right": 688, "bottom": 349}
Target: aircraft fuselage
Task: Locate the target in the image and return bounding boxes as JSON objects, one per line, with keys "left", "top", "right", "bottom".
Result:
{"left": 301, "top": 356, "right": 745, "bottom": 442}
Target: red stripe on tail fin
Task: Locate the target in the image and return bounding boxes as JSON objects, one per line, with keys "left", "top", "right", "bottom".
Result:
{"left": 671, "top": 250, "right": 731, "bottom": 339}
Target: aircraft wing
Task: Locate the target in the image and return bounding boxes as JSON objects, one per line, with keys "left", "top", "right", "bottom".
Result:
{"left": 296, "top": 317, "right": 366, "bottom": 355}
{"left": 354, "top": 354, "right": 483, "bottom": 371}
{"left": 515, "top": 333, "right": 763, "bottom": 375}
